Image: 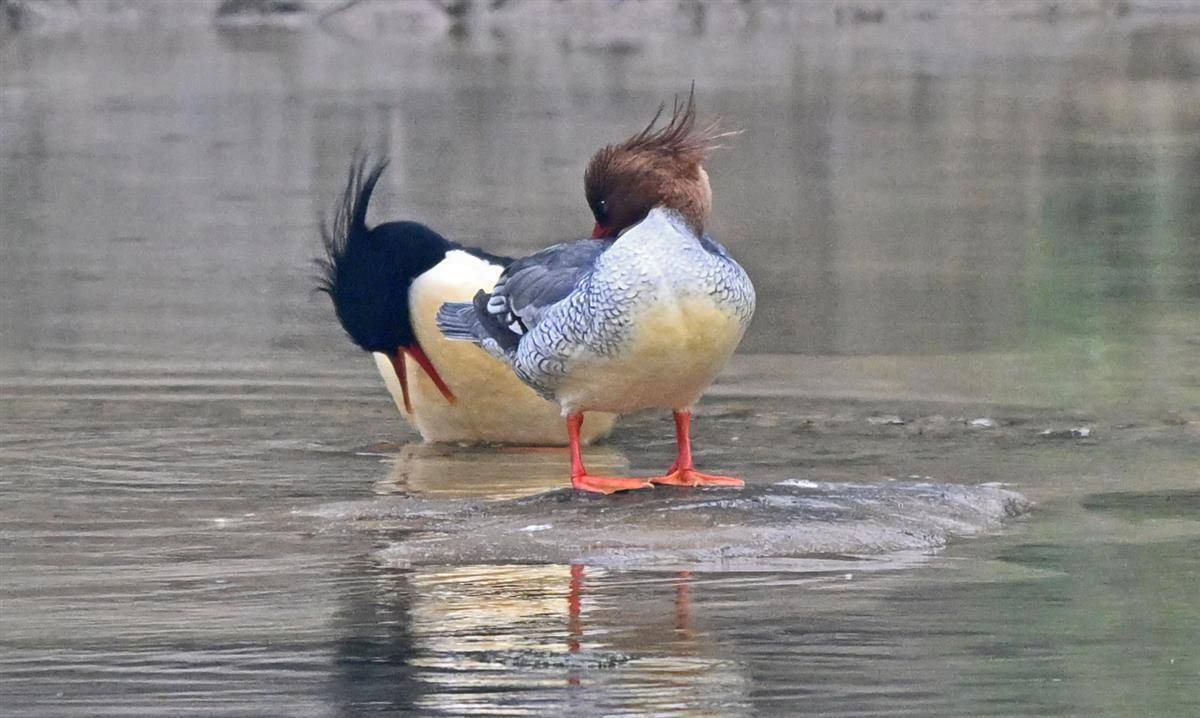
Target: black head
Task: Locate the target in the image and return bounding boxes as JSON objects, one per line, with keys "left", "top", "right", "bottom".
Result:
{"left": 321, "top": 221, "right": 451, "bottom": 353}
{"left": 317, "top": 158, "right": 452, "bottom": 354}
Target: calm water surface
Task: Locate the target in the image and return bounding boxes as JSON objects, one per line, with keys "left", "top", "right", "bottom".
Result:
{"left": 2, "top": 5, "right": 1199, "bottom": 716}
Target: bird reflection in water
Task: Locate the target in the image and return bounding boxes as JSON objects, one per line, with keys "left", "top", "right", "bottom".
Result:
{"left": 568, "top": 563, "right": 585, "bottom": 686}
{"left": 378, "top": 442, "right": 630, "bottom": 499}
{"left": 340, "top": 559, "right": 743, "bottom": 713}
{"left": 566, "top": 563, "right": 696, "bottom": 687}
{"left": 354, "top": 441, "right": 741, "bottom": 708}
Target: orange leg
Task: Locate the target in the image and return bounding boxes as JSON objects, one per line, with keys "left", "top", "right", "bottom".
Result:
{"left": 652, "top": 411, "right": 744, "bottom": 488}
{"left": 568, "top": 414, "right": 652, "bottom": 494}
{"left": 567, "top": 563, "right": 584, "bottom": 654}
{"left": 674, "top": 570, "right": 693, "bottom": 638}
{"left": 566, "top": 563, "right": 585, "bottom": 686}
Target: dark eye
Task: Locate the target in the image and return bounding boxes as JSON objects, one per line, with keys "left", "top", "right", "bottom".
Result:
{"left": 593, "top": 198, "right": 609, "bottom": 222}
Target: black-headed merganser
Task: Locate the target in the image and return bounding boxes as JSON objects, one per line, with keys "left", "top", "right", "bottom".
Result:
{"left": 317, "top": 159, "right": 618, "bottom": 445}
{"left": 436, "top": 94, "right": 755, "bottom": 493}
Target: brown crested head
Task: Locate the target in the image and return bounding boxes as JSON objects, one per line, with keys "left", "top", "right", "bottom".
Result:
{"left": 584, "top": 89, "right": 731, "bottom": 239}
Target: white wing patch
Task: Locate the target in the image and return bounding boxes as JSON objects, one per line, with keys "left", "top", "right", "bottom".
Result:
{"left": 483, "top": 275, "right": 528, "bottom": 336}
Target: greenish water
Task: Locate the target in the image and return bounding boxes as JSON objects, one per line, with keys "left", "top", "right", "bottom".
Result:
{"left": 2, "top": 4, "right": 1198, "bottom": 716}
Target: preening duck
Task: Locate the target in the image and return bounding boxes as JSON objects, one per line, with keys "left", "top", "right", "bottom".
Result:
{"left": 318, "top": 159, "right": 616, "bottom": 445}
{"left": 437, "top": 94, "right": 755, "bottom": 493}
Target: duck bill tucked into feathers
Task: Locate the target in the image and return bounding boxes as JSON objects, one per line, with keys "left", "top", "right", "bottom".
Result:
{"left": 434, "top": 90, "right": 755, "bottom": 492}
{"left": 317, "top": 157, "right": 459, "bottom": 412}
{"left": 318, "top": 156, "right": 616, "bottom": 445}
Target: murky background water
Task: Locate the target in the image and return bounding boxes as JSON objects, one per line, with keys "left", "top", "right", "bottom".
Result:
{"left": 2, "top": 2, "right": 1199, "bottom": 716}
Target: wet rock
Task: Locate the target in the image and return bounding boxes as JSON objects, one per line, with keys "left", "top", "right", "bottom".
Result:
{"left": 216, "top": 0, "right": 306, "bottom": 17}
{"left": 1038, "top": 426, "right": 1092, "bottom": 439}
{"left": 1081, "top": 489, "right": 1200, "bottom": 521}
{"left": 484, "top": 649, "right": 632, "bottom": 669}
{"left": 907, "top": 414, "right": 954, "bottom": 438}
{"left": 311, "top": 481, "right": 1030, "bottom": 569}
{"left": 835, "top": 5, "right": 886, "bottom": 25}
{"left": 214, "top": 0, "right": 310, "bottom": 27}
{"left": 1129, "top": 23, "right": 1200, "bottom": 81}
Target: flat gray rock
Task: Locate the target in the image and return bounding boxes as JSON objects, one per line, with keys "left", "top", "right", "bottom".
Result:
{"left": 312, "top": 481, "right": 1029, "bottom": 569}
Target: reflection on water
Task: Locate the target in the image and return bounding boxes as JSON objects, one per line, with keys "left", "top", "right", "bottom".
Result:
{"left": 328, "top": 529, "right": 1200, "bottom": 716}
{"left": 379, "top": 443, "right": 628, "bottom": 499}
{"left": 4, "top": 386, "right": 1195, "bottom": 716}
{"left": 2, "top": 4, "right": 1199, "bottom": 717}
{"left": 329, "top": 558, "right": 756, "bottom": 716}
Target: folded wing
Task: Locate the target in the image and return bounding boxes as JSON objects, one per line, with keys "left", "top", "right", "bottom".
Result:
{"left": 436, "top": 239, "right": 612, "bottom": 356}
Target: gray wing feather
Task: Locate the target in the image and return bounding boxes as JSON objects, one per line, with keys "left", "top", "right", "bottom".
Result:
{"left": 698, "top": 233, "right": 732, "bottom": 259}
{"left": 435, "top": 302, "right": 481, "bottom": 342}
{"left": 436, "top": 239, "right": 610, "bottom": 358}
{"left": 488, "top": 239, "right": 611, "bottom": 332}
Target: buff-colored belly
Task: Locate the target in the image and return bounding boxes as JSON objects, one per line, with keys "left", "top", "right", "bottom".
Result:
{"left": 557, "top": 294, "right": 746, "bottom": 414}
{"left": 375, "top": 254, "right": 614, "bottom": 445}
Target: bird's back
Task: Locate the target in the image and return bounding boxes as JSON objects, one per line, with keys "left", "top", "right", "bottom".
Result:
{"left": 515, "top": 208, "right": 755, "bottom": 414}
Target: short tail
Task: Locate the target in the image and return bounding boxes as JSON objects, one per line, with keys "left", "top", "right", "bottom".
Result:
{"left": 436, "top": 301, "right": 484, "bottom": 343}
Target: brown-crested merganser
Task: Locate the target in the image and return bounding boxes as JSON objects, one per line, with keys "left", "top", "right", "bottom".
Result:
{"left": 436, "top": 94, "right": 755, "bottom": 493}
{"left": 318, "top": 159, "right": 617, "bottom": 445}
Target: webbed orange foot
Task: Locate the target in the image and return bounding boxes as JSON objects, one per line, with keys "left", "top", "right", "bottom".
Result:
{"left": 571, "top": 474, "right": 654, "bottom": 494}
{"left": 652, "top": 469, "right": 744, "bottom": 488}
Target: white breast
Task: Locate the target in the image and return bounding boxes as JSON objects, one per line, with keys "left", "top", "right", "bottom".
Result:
{"left": 545, "top": 209, "right": 752, "bottom": 415}
{"left": 556, "top": 293, "right": 747, "bottom": 415}
{"left": 377, "top": 250, "right": 616, "bottom": 445}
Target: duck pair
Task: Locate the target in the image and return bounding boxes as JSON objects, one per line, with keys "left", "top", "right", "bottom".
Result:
{"left": 320, "top": 95, "right": 755, "bottom": 494}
